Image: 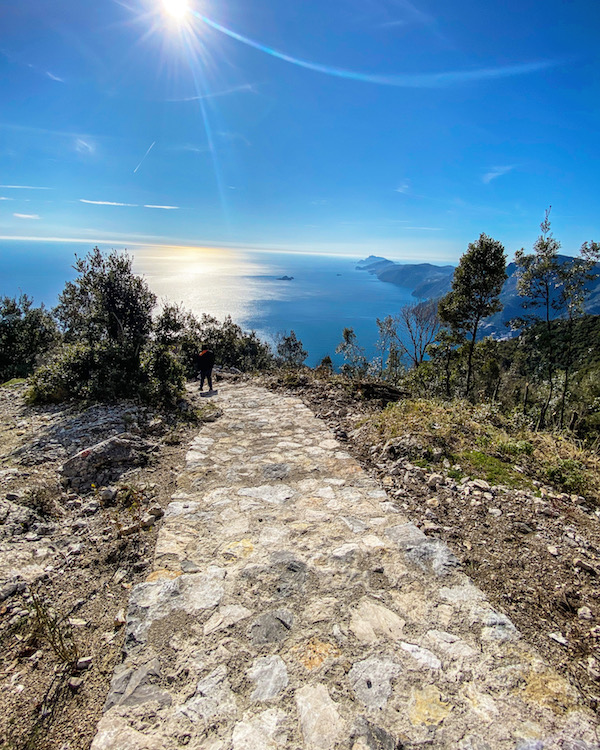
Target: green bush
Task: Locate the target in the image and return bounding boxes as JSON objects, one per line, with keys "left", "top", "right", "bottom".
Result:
{"left": 544, "top": 458, "right": 587, "bottom": 495}
{"left": 140, "top": 343, "right": 185, "bottom": 406}
{"left": 0, "top": 294, "right": 58, "bottom": 382}
{"left": 496, "top": 439, "right": 534, "bottom": 457}
{"left": 26, "top": 249, "right": 275, "bottom": 405}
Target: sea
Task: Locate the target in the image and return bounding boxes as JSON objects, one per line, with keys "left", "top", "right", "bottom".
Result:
{"left": 0, "top": 240, "right": 415, "bottom": 367}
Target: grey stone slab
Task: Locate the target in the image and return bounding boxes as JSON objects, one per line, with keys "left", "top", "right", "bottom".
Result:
{"left": 180, "top": 664, "right": 237, "bottom": 723}
{"left": 247, "top": 655, "right": 288, "bottom": 701}
{"left": 348, "top": 656, "right": 402, "bottom": 708}
{"left": 248, "top": 609, "right": 294, "bottom": 645}
{"left": 104, "top": 658, "right": 171, "bottom": 710}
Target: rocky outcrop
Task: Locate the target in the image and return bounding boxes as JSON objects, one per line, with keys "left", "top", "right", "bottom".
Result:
{"left": 60, "top": 433, "right": 158, "bottom": 491}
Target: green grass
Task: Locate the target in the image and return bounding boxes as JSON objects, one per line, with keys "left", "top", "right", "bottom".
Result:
{"left": 360, "top": 396, "right": 600, "bottom": 500}
{"left": 457, "top": 450, "right": 534, "bottom": 490}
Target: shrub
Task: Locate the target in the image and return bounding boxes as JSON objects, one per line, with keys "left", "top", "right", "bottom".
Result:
{"left": 544, "top": 458, "right": 587, "bottom": 495}
{"left": 276, "top": 330, "right": 308, "bottom": 368}
{"left": 140, "top": 343, "right": 185, "bottom": 406}
{"left": 0, "top": 294, "right": 58, "bottom": 382}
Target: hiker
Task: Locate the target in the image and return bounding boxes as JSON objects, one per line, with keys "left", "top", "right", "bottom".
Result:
{"left": 197, "top": 345, "right": 215, "bottom": 392}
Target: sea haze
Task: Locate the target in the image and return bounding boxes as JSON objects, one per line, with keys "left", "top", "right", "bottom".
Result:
{"left": 0, "top": 240, "right": 415, "bottom": 366}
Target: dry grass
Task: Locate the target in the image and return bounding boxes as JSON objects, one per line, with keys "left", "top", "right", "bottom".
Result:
{"left": 361, "top": 398, "right": 600, "bottom": 502}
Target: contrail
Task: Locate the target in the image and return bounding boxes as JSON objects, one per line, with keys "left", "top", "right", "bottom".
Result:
{"left": 133, "top": 141, "right": 156, "bottom": 174}
{"left": 194, "top": 12, "right": 558, "bottom": 88}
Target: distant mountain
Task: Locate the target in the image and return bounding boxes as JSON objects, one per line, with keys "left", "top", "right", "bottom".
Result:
{"left": 357, "top": 255, "right": 600, "bottom": 338}
{"left": 356, "top": 257, "right": 454, "bottom": 297}
{"left": 481, "top": 256, "right": 600, "bottom": 337}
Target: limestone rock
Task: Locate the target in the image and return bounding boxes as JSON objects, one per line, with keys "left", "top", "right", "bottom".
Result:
{"left": 247, "top": 655, "right": 288, "bottom": 701}
{"left": 296, "top": 684, "right": 344, "bottom": 749}
{"left": 348, "top": 656, "right": 401, "bottom": 708}
{"left": 232, "top": 709, "right": 288, "bottom": 749}
{"left": 350, "top": 597, "right": 405, "bottom": 643}
{"left": 60, "top": 433, "right": 158, "bottom": 490}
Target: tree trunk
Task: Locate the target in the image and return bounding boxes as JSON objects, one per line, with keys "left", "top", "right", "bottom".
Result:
{"left": 559, "top": 319, "right": 574, "bottom": 430}
{"left": 492, "top": 376, "right": 501, "bottom": 404}
{"left": 465, "top": 321, "right": 479, "bottom": 400}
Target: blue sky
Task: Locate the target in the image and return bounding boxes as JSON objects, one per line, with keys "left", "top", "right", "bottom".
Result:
{"left": 1, "top": 0, "right": 599, "bottom": 262}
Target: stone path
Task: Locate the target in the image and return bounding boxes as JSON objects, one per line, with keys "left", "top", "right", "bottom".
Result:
{"left": 92, "top": 383, "right": 599, "bottom": 749}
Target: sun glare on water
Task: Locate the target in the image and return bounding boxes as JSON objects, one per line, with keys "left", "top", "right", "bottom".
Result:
{"left": 162, "top": 0, "right": 190, "bottom": 22}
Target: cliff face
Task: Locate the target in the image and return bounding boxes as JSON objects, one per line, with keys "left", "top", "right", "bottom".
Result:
{"left": 358, "top": 255, "right": 600, "bottom": 337}
{"left": 356, "top": 257, "right": 454, "bottom": 298}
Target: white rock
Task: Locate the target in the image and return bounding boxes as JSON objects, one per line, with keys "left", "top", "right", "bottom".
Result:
{"left": 232, "top": 709, "right": 288, "bottom": 749}
{"left": 348, "top": 657, "right": 401, "bottom": 708}
{"left": 247, "top": 655, "right": 288, "bottom": 701}
{"left": 238, "top": 485, "right": 295, "bottom": 505}
{"left": 296, "top": 684, "right": 344, "bottom": 749}
{"left": 400, "top": 642, "right": 442, "bottom": 670}
{"left": 350, "top": 597, "right": 405, "bottom": 643}
{"left": 204, "top": 605, "right": 252, "bottom": 635}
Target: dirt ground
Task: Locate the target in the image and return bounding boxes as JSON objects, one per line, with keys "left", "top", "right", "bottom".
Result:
{"left": 0, "top": 379, "right": 220, "bottom": 750}
{"left": 266, "top": 372, "right": 600, "bottom": 719}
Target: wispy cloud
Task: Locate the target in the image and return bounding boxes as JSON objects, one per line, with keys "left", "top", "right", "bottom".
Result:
{"left": 133, "top": 141, "right": 156, "bottom": 174}
{"left": 80, "top": 199, "right": 138, "bottom": 207}
{"left": 144, "top": 204, "right": 179, "bottom": 210}
{"left": 482, "top": 165, "right": 516, "bottom": 184}
{"left": 75, "top": 138, "right": 95, "bottom": 155}
{"left": 0, "top": 184, "right": 51, "bottom": 190}
{"left": 46, "top": 71, "right": 64, "bottom": 83}
{"left": 395, "top": 181, "right": 411, "bottom": 194}
{"left": 387, "top": 0, "right": 436, "bottom": 26}
{"left": 0, "top": 197, "right": 13, "bottom": 201}
{"left": 402, "top": 226, "right": 442, "bottom": 231}
{"left": 14, "top": 213, "right": 40, "bottom": 220}
{"left": 166, "top": 83, "right": 257, "bottom": 102}
{"left": 217, "top": 131, "right": 251, "bottom": 146}
{"left": 377, "top": 19, "right": 407, "bottom": 28}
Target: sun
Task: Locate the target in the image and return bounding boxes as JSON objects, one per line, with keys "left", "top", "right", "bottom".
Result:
{"left": 161, "top": 0, "right": 190, "bottom": 22}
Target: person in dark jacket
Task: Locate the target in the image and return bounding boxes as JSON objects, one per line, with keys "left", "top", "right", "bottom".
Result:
{"left": 197, "top": 345, "right": 215, "bottom": 392}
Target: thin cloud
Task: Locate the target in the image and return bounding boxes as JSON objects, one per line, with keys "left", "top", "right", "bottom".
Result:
{"left": 395, "top": 181, "right": 411, "bottom": 194}
{"left": 167, "top": 83, "right": 257, "bottom": 102}
{"left": 0, "top": 197, "right": 13, "bottom": 201}
{"left": 482, "top": 165, "right": 516, "bottom": 184}
{"left": 402, "top": 226, "right": 442, "bottom": 231}
{"left": 0, "top": 184, "right": 51, "bottom": 190}
{"left": 46, "top": 71, "right": 64, "bottom": 83}
{"left": 144, "top": 204, "right": 179, "bottom": 210}
{"left": 388, "top": 0, "right": 436, "bottom": 26}
{"left": 14, "top": 213, "right": 40, "bottom": 220}
{"left": 80, "top": 199, "right": 138, "bottom": 207}
{"left": 217, "top": 131, "right": 251, "bottom": 146}
{"left": 174, "top": 144, "right": 210, "bottom": 154}
{"left": 377, "top": 20, "right": 408, "bottom": 28}
{"left": 75, "top": 138, "right": 95, "bottom": 155}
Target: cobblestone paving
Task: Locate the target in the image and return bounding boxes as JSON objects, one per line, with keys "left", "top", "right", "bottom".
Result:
{"left": 92, "top": 383, "right": 599, "bottom": 749}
